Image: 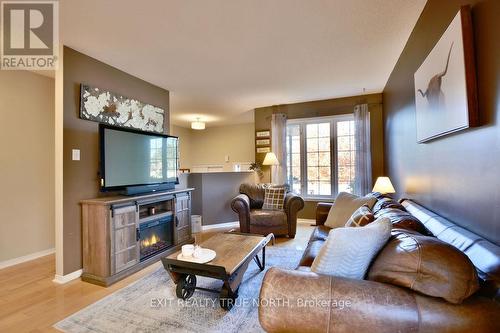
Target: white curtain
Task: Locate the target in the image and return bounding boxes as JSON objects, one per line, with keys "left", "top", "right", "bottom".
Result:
{"left": 271, "top": 113, "right": 287, "bottom": 185}
{"left": 354, "top": 104, "right": 372, "bottom": 195}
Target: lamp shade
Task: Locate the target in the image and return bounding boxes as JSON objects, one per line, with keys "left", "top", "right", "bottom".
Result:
{"left": 372, "top": 177, "right": 396, "bottom": 194}
{"left": 262, "top": 152, "right": 279, "bottom": 166}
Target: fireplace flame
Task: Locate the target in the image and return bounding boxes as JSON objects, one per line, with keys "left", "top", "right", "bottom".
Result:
{"left": 141, "top": 233, "right": 159, "bottom": 248}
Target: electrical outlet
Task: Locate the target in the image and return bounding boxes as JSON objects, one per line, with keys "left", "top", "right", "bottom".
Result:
{"left": 72, "top": 149, "right": 80, "bottom": 161}
{"left": 225, "top": 155, "right": 229, "bottom": 162}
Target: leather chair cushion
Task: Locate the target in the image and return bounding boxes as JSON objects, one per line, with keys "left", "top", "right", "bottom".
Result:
{"left": 309, "top": 225, "right": 331, "bottom": 242}
{"left": 298, "top": 239, "right": 324, "bottom": 267}
{"left": 239, "top": 183, "right": 268, "bottom": 208}
{"left": 375, "top": 207, "right": 430, "bottom": 235}
{"left": 368, "top": 229, "right": 480, "bottom": 304}
{"left": 249, "top": 209, "right": 287, "bottom": 227}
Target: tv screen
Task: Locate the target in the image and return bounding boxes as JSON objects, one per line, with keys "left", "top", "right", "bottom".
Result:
{"left": 99, "top": 125, "right": 178, "bottom": 191}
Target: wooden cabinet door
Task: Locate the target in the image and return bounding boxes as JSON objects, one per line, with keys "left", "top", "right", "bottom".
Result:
{"left": 175, "top": 193, "right": 191, "bottom": 243}
{"left": 110, "top": 205, "right": 139, "bottom": 274}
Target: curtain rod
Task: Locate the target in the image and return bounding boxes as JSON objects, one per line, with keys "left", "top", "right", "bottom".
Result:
{"left": 262, "top": 101, "right": 382, "bottom": 119}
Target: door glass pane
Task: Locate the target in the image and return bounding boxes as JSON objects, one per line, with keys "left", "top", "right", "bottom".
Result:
{"left": 307, "top": 138, "right": 318, "bottom": 152}
{"left": 307, "top": 181, "right": 319, "bottom": 195}
{"left": 306, "top": 122, "right": 331, "bottom": 196}
{"left": 307, "top": 152, "right": 318, "bottom": 166}
{"left": 306, "top": 123, "right": 318, "bottom": 137}
{"left": 319, "top": 182, "right": 331, "bottom": 196}
{"left": 318, "top": 123, "right": 330, "bottom": 137}
{"left": 336, "top": 120, "right": 356, "bottom": 194}
{"left": 319, "top": 167, "right": 330, "bottom": 181}
{"left": 307, "top": 167, "right": 318, "bottom": 180}
{"left": 318, "top": 152, "right": 330, "bottom": 166}
{"left": 286, "top": 124, "right": 301, "bottom": 194}
{"left": 318, "top": 138, "right": 330, "bottom": 151}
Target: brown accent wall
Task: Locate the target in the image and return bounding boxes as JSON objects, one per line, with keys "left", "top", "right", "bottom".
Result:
{"left": 254, "top": 93, "right": 384, "bottom": 219}
{"left": 383, "top": 0, "right": 500, "bottom": 244}
{"left": 63, "top": 47, "right": 169, "bottom": 274}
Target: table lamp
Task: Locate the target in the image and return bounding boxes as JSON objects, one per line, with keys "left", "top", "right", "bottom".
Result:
{"left": 372, "top": 176, "right": 396, "bottom": 194}
{"left": 262, "top": 152, "right": 279, "bottom": 166}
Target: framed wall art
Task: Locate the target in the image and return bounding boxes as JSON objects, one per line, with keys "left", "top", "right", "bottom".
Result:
{"left": 414, "top": 6, "right": 478, "bottom": 143}
{"left": 256, "top": 147, "right": 271, "bottom": 154}
{"left": 256, "top": 139, "right": 270, "bottom": 146}
{"left": 80, "top": 84, "right": 166, "bottom": 133}
{"left": 256, "top": 130, "right": 270, "bottom": 138}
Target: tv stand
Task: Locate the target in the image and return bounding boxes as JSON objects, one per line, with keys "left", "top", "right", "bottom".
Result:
{"left": 80, "top": 188, "right": 194, "bottom": 286}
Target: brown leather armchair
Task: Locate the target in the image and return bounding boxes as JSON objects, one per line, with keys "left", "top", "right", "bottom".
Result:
{"left": 231, "top": 183, "right": 304, "bottom": 238}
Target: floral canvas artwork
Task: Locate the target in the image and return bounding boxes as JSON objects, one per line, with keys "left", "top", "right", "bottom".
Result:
{"left": 80, "top": 84, "right": 165, "bottom": 133}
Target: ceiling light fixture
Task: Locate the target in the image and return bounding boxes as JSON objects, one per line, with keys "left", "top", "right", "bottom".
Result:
{"left": 191, "top": 118, "right": 206, "bottom": 130}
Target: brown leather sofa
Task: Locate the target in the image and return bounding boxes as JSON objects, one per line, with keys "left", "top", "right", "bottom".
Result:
{"left": 259, "top": 197, "right": 500, "bottom": 332}
{"left": 231, "top": 183, "right": 304, "bottom": 238}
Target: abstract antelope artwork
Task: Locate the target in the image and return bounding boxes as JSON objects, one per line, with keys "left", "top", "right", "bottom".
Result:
{"left": 414, "top": 6, "right": 478, "bottom": 143}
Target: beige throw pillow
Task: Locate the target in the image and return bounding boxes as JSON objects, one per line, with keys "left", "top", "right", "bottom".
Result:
{"left": 311, "top": 217, "right": 392, "bottom": 279}
{"left": 324, "top": 192, "right": 377, "bottom": 229}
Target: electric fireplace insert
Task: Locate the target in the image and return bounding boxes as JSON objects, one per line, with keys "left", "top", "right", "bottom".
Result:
{"left": 138, "top": 215, "right": 174, "bottom": 261}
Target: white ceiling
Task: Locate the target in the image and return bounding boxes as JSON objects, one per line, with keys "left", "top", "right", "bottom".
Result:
{"left": 60, "top": 0, "right": 426, "bottom": 128}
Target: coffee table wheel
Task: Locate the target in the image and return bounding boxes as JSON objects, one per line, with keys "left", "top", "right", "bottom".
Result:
{"left": 176, "top": 274, "right": 197, "bottom": 300}
{"left": 219, "top": 285, "right": 238, "bottom": 311}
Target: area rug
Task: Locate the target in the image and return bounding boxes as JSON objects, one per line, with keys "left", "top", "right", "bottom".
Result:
{"left": 54, "top": 246, "right": 303, "bottom": 333}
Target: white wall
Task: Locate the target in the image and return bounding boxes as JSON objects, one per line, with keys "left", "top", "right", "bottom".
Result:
{"left": 0, "top": 71, "right": 55, "bottom": 263}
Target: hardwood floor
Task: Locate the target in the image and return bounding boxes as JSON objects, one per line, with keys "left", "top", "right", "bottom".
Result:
{"left": 0, "top": 221, "right": 314, "bottom": 332}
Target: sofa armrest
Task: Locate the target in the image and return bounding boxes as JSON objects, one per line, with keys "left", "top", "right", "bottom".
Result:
{"left": 284, "top": 193, "right": 305, "bottom": 237}
{"left": 315, "top": 202, "right": 333, "bottom": 226}
{"left": 231, "top": 194, "right": 251, "bottom": 233}
{"left": 259, "top": 267, "right": 420, "bottom": 333}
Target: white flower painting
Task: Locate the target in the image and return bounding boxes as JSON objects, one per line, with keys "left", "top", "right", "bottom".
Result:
{"left": 80, "top": 84, "right": 165, "bottom": 133}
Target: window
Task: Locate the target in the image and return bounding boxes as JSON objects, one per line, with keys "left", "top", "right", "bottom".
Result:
{"left": 286, "top": 115, "right": 356, "bottom": 198}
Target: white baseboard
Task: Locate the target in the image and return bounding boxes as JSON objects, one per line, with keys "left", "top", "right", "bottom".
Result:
{"left": 53, "top": 269, "right": 83, "bottom": 284}
{"left": 200, "top": 221, "right": 240, "bottom": 231}
{"left": 0, "top": 248, "right": 55, "bottom": 270}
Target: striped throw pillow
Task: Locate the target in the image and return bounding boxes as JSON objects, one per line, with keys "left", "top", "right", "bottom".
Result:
{"left": 262, "top": 187, "right": 286, "bottom": 210}
{"left": 345, "top": 205, "right": 375, "bottom": 227}
{"left": 311, "top": 217, "right": 392, "bottom": 279}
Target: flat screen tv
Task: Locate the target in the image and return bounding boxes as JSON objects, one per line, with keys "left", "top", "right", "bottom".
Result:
{"left": 99, "top": 124, "right": 179, "bottom": 195}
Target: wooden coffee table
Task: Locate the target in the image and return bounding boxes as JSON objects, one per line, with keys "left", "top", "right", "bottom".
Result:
{"left": 161, "top": 232, "right": 274, "bottom": 310}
